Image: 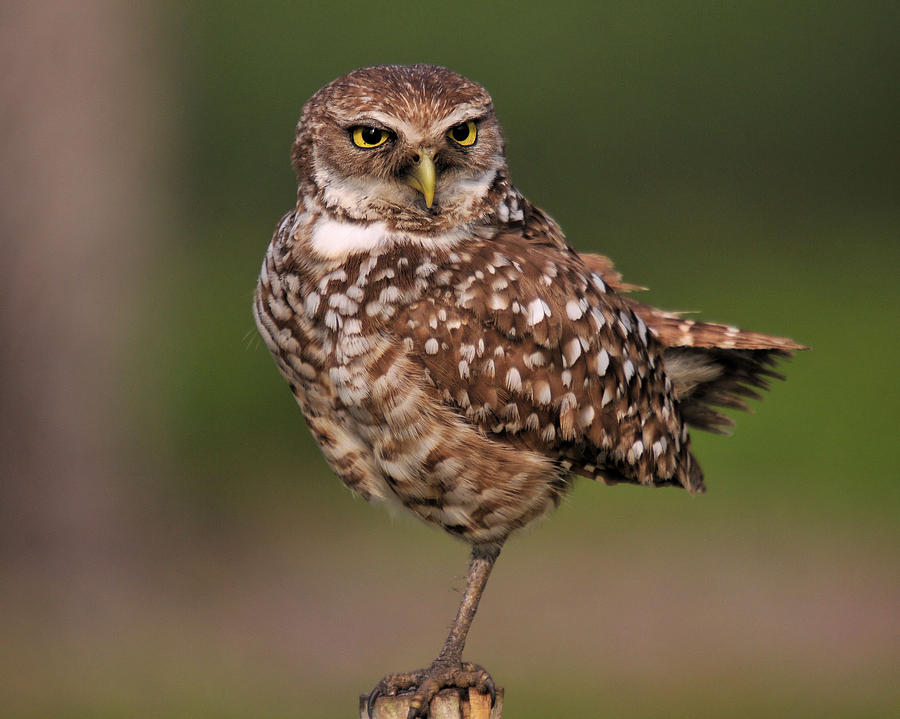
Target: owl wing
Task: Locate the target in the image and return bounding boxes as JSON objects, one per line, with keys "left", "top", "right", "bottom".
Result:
{"left": 529, "top": 207, "right": 804, "bottom": 435}
{"left": 388, "top": 208, "right": 701, "bottom": 492}
{"left": 579, "top": 252, "right": 805, "bottom": 435}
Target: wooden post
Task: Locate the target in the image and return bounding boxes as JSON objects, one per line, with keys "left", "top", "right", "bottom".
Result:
{"left": 360, "top": 687, "right": 504, "bottom": 719}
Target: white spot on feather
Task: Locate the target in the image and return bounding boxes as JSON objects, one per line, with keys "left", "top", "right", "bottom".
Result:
{"left": 563, "top": 338, "right": 582, "bottom": 367}
{"left": 628, "top": 441, "right": 644, "bottom": 463}
{"left": 578, "top": 406, "right": 595, "bottom": 426}
{"left": 652, "top": 439, "right": 666, "bottom": 458}
{"left": 328, "top": 293, "right": 358, "bottom": 315}
{"left": 488, "top": 293, "right": 509, "bottom": 310}
{"left": 415, "top": 261, "right": 437, "bottom": 277}
{"left": 324, "top": 310, "right": 340, "bottom": 330}
{"left": 534, "top": 380, "right": 552, "bottom": 405}
{"left": 526, "top": 298, "right": 547, "bottom": 325}
{"left": 596, "top": 350, "right": 610, "bottom": 375}
{"left": 565, "top": 300, "right": 583, "bottom": 320}
{"left": 637, "top": 316, "right": 648, "bottom": 343}
{"left": 601, "top": 387, "right": 614, "bottom": 407}
{"left": 379, "top": 286, "right": 401, "bottom": 304}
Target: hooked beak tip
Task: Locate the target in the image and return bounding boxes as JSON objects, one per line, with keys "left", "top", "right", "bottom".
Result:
{"left": 405, "top": 152, "right": 436, "bottom": 208}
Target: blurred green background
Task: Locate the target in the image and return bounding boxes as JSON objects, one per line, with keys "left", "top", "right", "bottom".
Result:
{"left": 2, "top": 1, "right": 898, "bottom": 717}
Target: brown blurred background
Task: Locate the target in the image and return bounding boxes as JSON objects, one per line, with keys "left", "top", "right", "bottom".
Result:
{"left": 2, "top": 2, "right": 898, "bottom": 717}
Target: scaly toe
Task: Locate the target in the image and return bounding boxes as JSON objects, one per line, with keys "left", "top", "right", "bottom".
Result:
{"left": 403, "top": 662, "right": 496, "bottom": 718}
{"left": 366, "top": 669, "right": 427, "bottom": 718}
{"left": 366, "top": 662, "right": 496, "bottom": 718}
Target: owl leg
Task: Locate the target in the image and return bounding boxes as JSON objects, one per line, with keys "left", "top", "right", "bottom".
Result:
{"left": 366, "top": 544, "right": 501, "bottom": 719}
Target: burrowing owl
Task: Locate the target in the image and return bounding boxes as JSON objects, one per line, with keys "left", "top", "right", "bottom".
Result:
{"left": 254, "top": 64, "right": 803, "bottom": 717}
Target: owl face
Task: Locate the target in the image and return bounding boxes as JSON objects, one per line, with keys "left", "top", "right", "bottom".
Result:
{"left": 293, "top": 65, "right": 507, "bottom": 230}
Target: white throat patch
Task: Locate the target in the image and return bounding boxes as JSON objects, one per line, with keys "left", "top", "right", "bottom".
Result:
{"left": 310, "top": 219, "right": 466, "bottom": 259}
{"left": 311, "top": 219, "right": 387, "bottom": 257}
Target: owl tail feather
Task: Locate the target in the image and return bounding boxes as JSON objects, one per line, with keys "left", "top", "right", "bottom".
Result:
{"left": 631, "top": 305, "right": 807, "bottom": 434}
{"left": 580, "top": 251, "right": 807, "bottom": 434}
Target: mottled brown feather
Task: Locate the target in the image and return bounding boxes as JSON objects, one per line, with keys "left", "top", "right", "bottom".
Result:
{"left": 254, "top": 64, "right": 803, "bottom": 548}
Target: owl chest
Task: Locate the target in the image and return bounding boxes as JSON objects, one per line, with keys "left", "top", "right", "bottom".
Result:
{"left": 276, "top": 280, "right": 391, "bottom": 418}
{"left": 279, "top": 318, "right": 375, "bottom": 415}
{"left": 282, "top": 256, "right": 432, "bottom": 401}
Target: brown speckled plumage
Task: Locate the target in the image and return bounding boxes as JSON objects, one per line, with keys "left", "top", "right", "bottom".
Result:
{"left": 253, "top": 64, "right": 804, "bottom": 717}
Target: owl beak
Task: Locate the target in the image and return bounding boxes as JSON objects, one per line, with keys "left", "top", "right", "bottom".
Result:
{"left": 405, "top": 151, "right": 436, "bottom": 208}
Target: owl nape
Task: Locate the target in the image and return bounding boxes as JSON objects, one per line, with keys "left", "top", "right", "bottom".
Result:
{"left": 254, "top": 64, "right": 803, "bottom": 718}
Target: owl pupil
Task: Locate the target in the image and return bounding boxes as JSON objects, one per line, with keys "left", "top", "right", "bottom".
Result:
{"left": 362, "top": 127, "right": 381, "bottom": 144}
{"left": 451, "top": 124, "right": 469, "bottom": 142}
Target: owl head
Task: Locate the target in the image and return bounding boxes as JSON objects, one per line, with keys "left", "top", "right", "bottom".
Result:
{"left": 292, "top": 65, "right": 507, "bottom": 232}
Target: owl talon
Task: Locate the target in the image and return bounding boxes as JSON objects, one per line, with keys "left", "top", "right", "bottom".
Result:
{"left": 460, "top": 661, "right": 497, "bottom": 706}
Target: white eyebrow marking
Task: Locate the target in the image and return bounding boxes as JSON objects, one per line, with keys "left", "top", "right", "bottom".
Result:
{"left": 355, "top": 112, "right": 417, "bottom": 138}
{"left": 439, "top": 104, "right": 486, "bottom": 129}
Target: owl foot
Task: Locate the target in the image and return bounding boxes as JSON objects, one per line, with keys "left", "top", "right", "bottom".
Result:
{"left": 366, "top": 661, "right": 495, "bottom": 718}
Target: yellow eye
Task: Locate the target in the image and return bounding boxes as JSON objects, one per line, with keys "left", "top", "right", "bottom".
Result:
{"left": 447, "top": 120, "right": 477, "bottom": 147}
{"left": 351, "top": 126, "right": 389, "bottom": 148}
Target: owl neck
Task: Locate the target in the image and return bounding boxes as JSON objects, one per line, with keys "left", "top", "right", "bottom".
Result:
{"left": 297, "top": 165, "right": 521, "bottom": 236}
{"left": 287, "top": 170, "right": 531, "bottom": 263}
